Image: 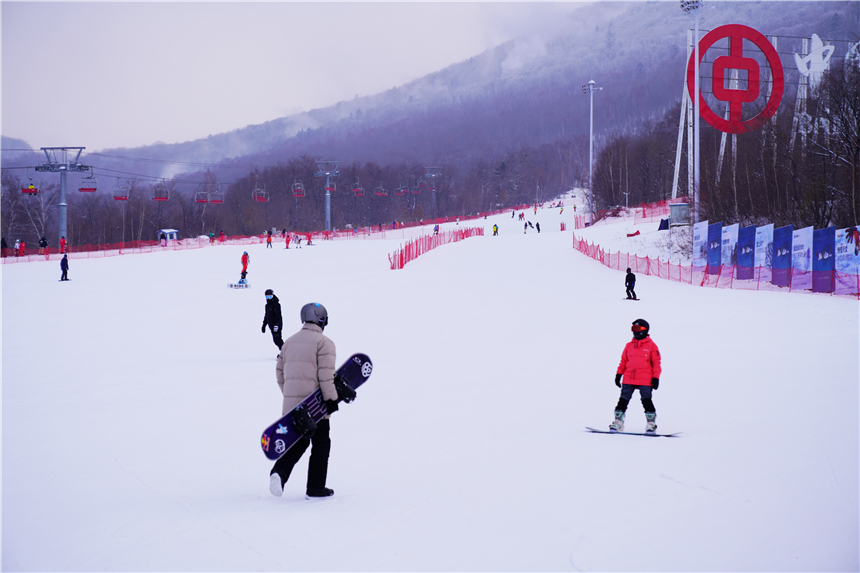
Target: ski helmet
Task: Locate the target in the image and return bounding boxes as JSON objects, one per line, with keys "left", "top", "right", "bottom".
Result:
{"left": 626, "top": 268, "right": 631, "bottom": 273}
{"left": 631, "top": 318, "right": 650, "bottom": 340}
{"left": 300, "top": 303, "right": 329, "bottom": 329}
{"left": 265, "top": 289, "right": 274, "bottom": 296}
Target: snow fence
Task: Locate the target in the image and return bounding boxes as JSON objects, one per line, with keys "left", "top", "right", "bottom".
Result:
{"left": 572, "top": 231, "right": 860, "bottom": 299}
{"left": 388, "top": 227, "right": 484, "bottom": 270}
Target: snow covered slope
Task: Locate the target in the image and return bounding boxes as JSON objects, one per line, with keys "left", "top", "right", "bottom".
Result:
{"left": 2, "top": 203, "right": 857, "bottom": 571}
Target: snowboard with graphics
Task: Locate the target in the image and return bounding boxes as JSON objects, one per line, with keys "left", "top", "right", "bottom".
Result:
{"left": 261, "top": 353, "right": 372, "bottom": 460}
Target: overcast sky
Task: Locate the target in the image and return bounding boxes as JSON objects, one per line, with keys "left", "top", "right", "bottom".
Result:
{"left": 2, "top": 1, "right": 582, "bottom": 152}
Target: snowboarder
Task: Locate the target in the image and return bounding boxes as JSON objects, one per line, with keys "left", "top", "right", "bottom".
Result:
{"left": 262, "top": 289, "right": 284, "bottom": 351}
{"left": 285, "top": 234, "right": 291, "bottom": 249}
{"left": 269, "top": 303, "right": 339, "bottom": 499}
{"left": 625, "top": 268, "right": 637, "bottom": 300}
{"left": 536, "top": 222, "right": 541, "bottom": 233}
{"left": 610, "top": 319, "right": 661, "bottom": 433}
{"left": 240, "top": 251, "right": 250, "bottom": 283}
{"left": 60, "top": 254, "right": 69, "bottom": 281}
{"left": 39, "top": 236, "right": 48, "bottom": 255}
{"left": 266, "top": 230, "right": 273, "bottom": 249}
{"left": 493, "top": 224, "right": 499, "bottom": 236}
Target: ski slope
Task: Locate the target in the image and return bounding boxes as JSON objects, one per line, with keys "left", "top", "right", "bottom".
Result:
{"left": 2, "top": 200, "right": 858, "bottom": 571}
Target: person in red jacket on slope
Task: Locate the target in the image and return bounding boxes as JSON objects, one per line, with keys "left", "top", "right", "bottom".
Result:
{"left": 610, "top": 318, "right": 661, "bottom": 433}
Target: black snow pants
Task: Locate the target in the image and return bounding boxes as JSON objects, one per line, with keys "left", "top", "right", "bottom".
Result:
{"left": 270, "top": 418, "right": 331, "bottom": 491}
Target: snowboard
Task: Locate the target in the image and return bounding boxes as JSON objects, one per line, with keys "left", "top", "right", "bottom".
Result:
{"left": 261, "top": 353, "right": 373, "bottom": 460}
{"left": 229, "top": 281, "right": 249, "bottom": 289}
{"left": 586, "top": 426, "right": 681, "bottom": 438}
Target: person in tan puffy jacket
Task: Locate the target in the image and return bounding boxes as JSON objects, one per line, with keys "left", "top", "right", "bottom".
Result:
{"left": 269, "top": 303, "right": 339, "bottom": 499}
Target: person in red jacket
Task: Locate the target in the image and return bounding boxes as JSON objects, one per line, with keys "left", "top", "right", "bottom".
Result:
{"left": 610, "top": 318, "right": 661, "bottom": 433}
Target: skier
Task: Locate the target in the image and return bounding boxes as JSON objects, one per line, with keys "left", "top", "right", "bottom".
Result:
{"left": 269, "top": 303, "right": 339, "bottom": 499}
{"left": 262, "top": 289, "right": 284, "bottom": 351}
{"left": 60, "top": 254, "right": 69, "bottom": 281}
{"left": 610, "top": 319, "right": 661, "bottom": 433}
{"left": 285, "top": 234, "right": 291, "bottom": 249}
{"left": 240, "top": 251, "right": 250, "bottom": 283}
{"left": 14, "top": 239, "right": 20, "bottom": 257}
{"left": 523, "top": 221, "right": 528, "bottom": 234}
{"left": 625, "top": 268, "right": 637, "bottom": 300}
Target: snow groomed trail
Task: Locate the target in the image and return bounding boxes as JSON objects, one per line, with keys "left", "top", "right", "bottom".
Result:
{"left": 2, "top": 204, "right": 857, "bottom": 571}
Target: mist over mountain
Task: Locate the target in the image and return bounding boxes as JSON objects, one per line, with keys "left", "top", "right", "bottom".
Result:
{"left": 4, "top": 1, "right": 854, "bottom": 185}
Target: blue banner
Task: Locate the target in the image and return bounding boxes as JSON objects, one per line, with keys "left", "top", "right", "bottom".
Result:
{"left": 707, "top": 222, "right": 722, "bottom": 275}
{"left": 737, "top": 226, "right": 756, "bottom": 279}
{"left": 772, "top": 225, "right": 793, "bottom": 287}
{"left": 812, "top": 227, "right": 835, "bottom": 293}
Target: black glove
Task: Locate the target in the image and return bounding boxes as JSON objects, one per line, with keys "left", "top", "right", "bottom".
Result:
{"left": 614, "top": 373, "right": 622, "bottom": 388}
{"left": 261, "top": 324, "right": 266, "bottom": 333}
{"left": 651, "top": 378, "right": 659, "bottom": 390}
{"left": 325, "top": 400, "right": 339, "bottom": 414}
{"left": 334, "top": 375, "right": 357, "bottom": 404}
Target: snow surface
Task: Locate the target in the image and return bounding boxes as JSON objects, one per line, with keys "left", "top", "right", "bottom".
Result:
{"left": 2, "top": 195, "right": 858, "bottom": 572}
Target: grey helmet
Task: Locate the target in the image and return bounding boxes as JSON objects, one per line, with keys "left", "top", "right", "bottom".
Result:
{"left": 300, "top": 303, "right": 329, "bottom": 329}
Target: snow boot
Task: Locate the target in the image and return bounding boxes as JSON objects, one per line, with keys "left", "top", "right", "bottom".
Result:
{"left": 609, "top": 411, "right": 625, "bottom": 432}
{"left": 269, "top": 473, "right": 284, "bottom": 497}
{"left": 645, "top": 412, "right": 657, "bottom": 433}
{"left": 306, "top": 487, "right": 334, "bottom": 500}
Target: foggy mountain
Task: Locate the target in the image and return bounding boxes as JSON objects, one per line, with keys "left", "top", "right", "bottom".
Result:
{"left": 3, "top": 1, "right": 855, "bottom": 185}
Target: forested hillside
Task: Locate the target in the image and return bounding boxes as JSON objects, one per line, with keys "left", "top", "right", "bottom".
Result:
{"left": 2, "top": 1, "right": 856, "bottom": 246}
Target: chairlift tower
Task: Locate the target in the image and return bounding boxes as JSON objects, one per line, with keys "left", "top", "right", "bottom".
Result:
{"left": 424, "top": 167, "right": 441, "bottom": 216}
{"left": 581, "top": 81, "right": 602, "bottom": 225}
{"left": 315, "top": 160, "right": 340, "bottom": 232}
{"left": 34, "top": 147, "right": 90, "bottom": 249}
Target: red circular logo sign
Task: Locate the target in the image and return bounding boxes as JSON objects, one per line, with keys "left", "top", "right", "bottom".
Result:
{"left": 687, "top": 24, "right": 784, "bottom": 134}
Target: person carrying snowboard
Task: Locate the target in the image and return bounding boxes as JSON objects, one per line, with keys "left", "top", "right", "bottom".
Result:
{"left": 270, "top": 303, "right": 339, "bottom": 499}
{"left": 240, "top": 251, "right": 250, "bottom": 283}
{"left": 610, "top": 318, "right": 661, "bottom": 433}
{"left": 262, "top": 289, "right": 284, "bottom": 351}
{"left": 625, "top": 267, "right": 637, "bottom": 300}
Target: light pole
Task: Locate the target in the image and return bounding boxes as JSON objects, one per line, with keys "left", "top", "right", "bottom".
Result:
{"left": 581, "top": 80, "right": 602, "bottom": 224}
{"left": 681, "top": 0, "right": 702, "bottom": 223}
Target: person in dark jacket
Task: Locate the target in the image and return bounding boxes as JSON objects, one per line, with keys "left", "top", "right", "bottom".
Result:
{"left": 262, "top": 289, "right": 284, "bottom": 350}
{"left": 625, "top": 268, "right": 637, "bottom": 300}
{"left": 39, "top": 236, "right": 48, "bottom": 255}
{"left": 60, "top": 254, "right": 69, "bottom": 281}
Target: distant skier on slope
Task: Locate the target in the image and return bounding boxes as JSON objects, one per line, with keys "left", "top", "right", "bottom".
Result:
{"left": 625, "top": 268, "right": 637, "bottom": 300}
{"left": 610, "top": 318, "right": 661, "bottom": 433}
{"left": 240, "top": 251, "right": 250, "bottom": 284}
{"left": 262, "top": 289, "right": 284, "bottom": 351}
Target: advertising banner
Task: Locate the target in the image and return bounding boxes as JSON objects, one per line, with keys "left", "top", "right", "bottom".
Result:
{"left": 737, "top": 226, "right": 756, "bottom": 280}
{"left": 721, "top": 223, "right": 739, "bottom": 267}
{"left": 835, "top": 226, "right": 860, "bottom": 296}
{"left": 755, "top": 223, "right": 774, "bottom": 283}
{"left": 772, "top": 225, "right": 793, "bottom": 287}
{"left": 707, "top": 222, "right": 722, "bottom": 275}
{"left": 791, "top": 226, "right": 813, "bottom": 291}
{"left": 692, "top": 220, "right": 708, "bottom": 269}
{"left": 812, "top": 227, "right": 835, "bottom": 293}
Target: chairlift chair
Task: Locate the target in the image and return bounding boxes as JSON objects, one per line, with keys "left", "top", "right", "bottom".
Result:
{"left": 208, "top": 185, "right": 225, "bottom": 204}
{"left": 21, "top": 169, "right": 39, "bottom": 195}
{"left": 374, "top": 187, "right": 388, "bottom": 197}
{"left": 114, "top": 180, "right": 130, "bottom": 201}
{"left": 79, "top": 171, "right": 98, "bottom": 193}
{"left": 292, "top": 182, "right": 305, "bottom": 198}
{"left": 195, "top": 190, "right": 210, "bottom": 203}
{"left": 252, "top": 183, "right": 269, "bottom": 202}
{"left": 325, "top": 183, "right": 336, "bottom": 193}
{"left": 352, "top": 185, "right": 364, "bottom": 197}
{"left": 152, "top": 180, "right": 169, "bottom": 202}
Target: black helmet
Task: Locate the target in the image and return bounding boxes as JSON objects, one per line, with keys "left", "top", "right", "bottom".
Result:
{"left": 264, "top": 289, "right": 274, "bottom": 296}
{"left": 300, "top": 303, "right": 328, "bottom": 329}
{"left": 631, "top": 318, "right": 650, "bottom": 340}
{"left": 626, "top": 268, "right": 632, "bottom": 273}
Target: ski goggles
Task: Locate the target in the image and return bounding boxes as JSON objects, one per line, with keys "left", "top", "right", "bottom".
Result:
{"left": 631, "top": 324, "right": 648, "bottom": 333}
{"left": 265, "top": 295, "right": 273, "bottom": 300}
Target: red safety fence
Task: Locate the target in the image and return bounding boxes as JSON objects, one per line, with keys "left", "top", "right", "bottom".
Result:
{"left": 389, "top": 227, "right": 484, "bottom": 270}
{"left": 572, "top": 231, "right": 860, "bottom": 299}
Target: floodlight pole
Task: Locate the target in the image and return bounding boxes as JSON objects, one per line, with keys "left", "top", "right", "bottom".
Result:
{"left": 582, "top": 80, "right": 602, "bottom": 224}
{"left": 34, "top": 147, "right": 89, "bottom": 249}
{"left": 681, "top": 0, "right": 702, "bottom": 223}
{"left": 315, "top": 160, "right": 340, "bottom": 232}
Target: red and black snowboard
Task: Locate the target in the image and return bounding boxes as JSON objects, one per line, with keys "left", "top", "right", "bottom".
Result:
{"left": 261, "top": 353, "right": 372, "bottom": 460}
